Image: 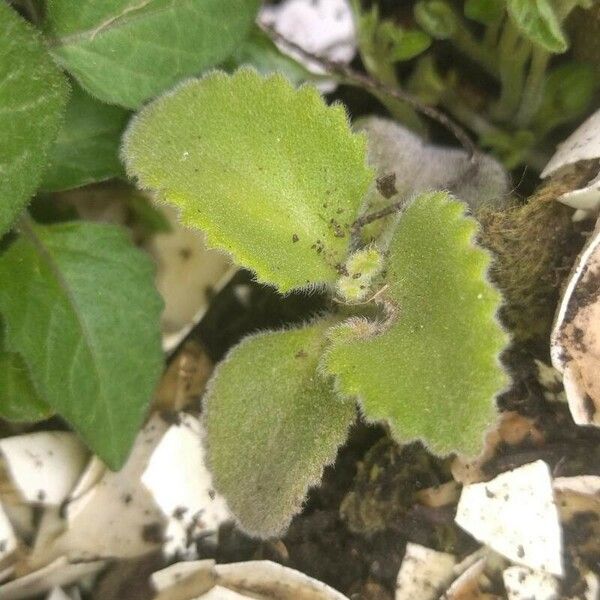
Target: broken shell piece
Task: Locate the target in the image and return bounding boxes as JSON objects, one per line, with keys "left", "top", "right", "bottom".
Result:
{"left": 46, "top": 588, "right": 73, "bottom": 600}
{"left": 0, "top": 556, "right": 105, "bottom": 600}
{"left": 151, "top": 560, "right": 215, "bottom": 592}
{"left": 542, "top": 109, "right": 600, "bottom": 214}
{"left": 151, "top": 560, "right": 349, "bottom": 600}
{"left": 36, "top": 414, "right": 169, "bottom": 564}
{"left": 0, "top": 500, "right": 18, "bottom": 563}
{"left": 551, "top": 222, "right": 600, "bottom": 426}
{"left": 503, "top": 566, "right": 559, "bottom": 600}
{"left": 214, "top": 561, "right": 349, "bottom": 600}
{"left": 259, "top": 0, "right": 356, "bottom": 91}
{"left": 145, "top": 206, "right": 235, "bottom": 353}
{"left": 395, "top": 543, "right": 456, "bottom": 600}
{"left": 554, "top": 475, "right": 600, "bottom": 496}
{"left": 0, "top": 433, "right": 88, "bottom": 506}
{"left": 455, "top": 461, "right": 563, "bottom": 576}
{"left": 141, "top": 414, "right": 230, "bottom": 559}
{"left": 441, "top": 556, "right": 487, "bottom": 600}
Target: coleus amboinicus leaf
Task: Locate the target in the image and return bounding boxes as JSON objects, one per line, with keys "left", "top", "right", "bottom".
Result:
{"left": 123, "top": 68, "right": 373, "bottom": 293}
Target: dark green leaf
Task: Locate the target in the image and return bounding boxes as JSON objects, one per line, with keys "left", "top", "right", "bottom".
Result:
{"left": 0, "top": 221, "right": 164, "bottom": 468}
{"left": 46, "top": 0, "right": 261, "bottom": 108}
{"left": 0, "top": 2, "right": 69, "bottom": 237}
{"left": 41, "top": 84, "right": 130, "bottom": 192}
{"left": 0, "top": 352, "right": 52, "bottom": 423}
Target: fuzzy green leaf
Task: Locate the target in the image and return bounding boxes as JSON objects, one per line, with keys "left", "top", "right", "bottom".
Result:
{"left": 0, "top": 221, "right": 164, "bottom": 468}
{"left": 41, "top": 84, "right": 130, "bottom": 192}
{"left": 414, "top": 1, "right": 458, "bottom": 40}
{"left": 322, "top": 192, "right": 508, "bottom": 456}
{"left": 0, "top": 352, "right": 52, "bottom": 423}
{"left": 507, "top": 0, "right": 567, "bottom": 53}
{"left": 45, "top": 0, "right": 260, "bottom": 108}
{"left": 205, "top": 323, "right": 356, "bottom": 537}
{"left": 123, "top": 69, "right": 373, "bottom": 293}
{"left": 0, "top": 3, "right": 69, "bottom": 237}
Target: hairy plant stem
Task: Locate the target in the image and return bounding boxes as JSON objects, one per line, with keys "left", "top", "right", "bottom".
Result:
{"left": 492, "top": 19, "right": 531, "bottom": 122}
{"left": 516, "top": 48, "right": 550, "bottom": 127}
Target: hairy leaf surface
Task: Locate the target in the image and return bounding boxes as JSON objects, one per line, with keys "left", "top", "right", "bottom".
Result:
{"left": 0, "top": 352, "right": 52, "bottom": 423}
{"left": 124, "top": 69, "right": 373, "bottom": 292}
{"left": 205, "top": 323, "right": 355, "bottom": 537}
{"left": 323, "top": 192, "right": 508, "bottom": 456}
{"left": 0, "top": 3, "right": 69, "bottom": 237}
{"left": 46, "top": 0, "right": 260, "bottom": 108}
{"left": 42, "top": 84, "right": 130, "bottom": 192}
{"left": 0, "top": 221, "right": 163, "bottom": 468}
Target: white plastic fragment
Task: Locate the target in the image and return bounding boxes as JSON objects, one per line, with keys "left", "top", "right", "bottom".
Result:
{"left": 503, "top": 566, "right": 560, "bottom": 600}
{"left": 146, "top": 205, "right": 234, "bottom": 352}
{"left": 0, "top": 432, "right": 88, "bottom": 506}
{"left": 455, "top": 461, "right": 564, "bottom": 576}
{"left": 395, "top": 543, "right": 456, "bottom": 600}
{"left": 0, "top": 500, "right": 18, "bottom": 563}
{"left": 542, "top": 108, "right": 600, "bottom": 214}
{"left": 259, "top": 0, "right": 356, "bottom": 91}
{"left": 551, "top": 223, "right": 600, "bottom": 426}
{"left": 0, "top": 556, "right": 105, "bottom": 600}
{"left": 142, "top": 414, "right": 230, "bottom": 558}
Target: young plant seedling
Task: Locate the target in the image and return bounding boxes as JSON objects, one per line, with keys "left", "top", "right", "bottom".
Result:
{"left": 124, "top": 68, "right": 508, "bottom": 537}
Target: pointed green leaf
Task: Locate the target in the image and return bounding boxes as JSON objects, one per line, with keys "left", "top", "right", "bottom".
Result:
{"left": 0, "top": 221, "right": 163, "bottom": 469}
{"left": 205, "top": 323, "right": 355, "bottom": 537}
{"left": 0, "top": 352, "right": 53, "bottom": 423}
{"left": 322, "top": 192, "right": 508, "bottom": 456}
{"left": 507, "top": 0, "right": 567, "bottom": 53}
{"left": 46, "top": 0, "right": 260, "bottom": 108}
{"left": 123, "top": 69, "right": 373, "bottom": 293}
{"left": 0, "top": 2, "right": 69, "bottom": 237}
{"left": 41, "top": 83, "right": 130, "bottom": 192}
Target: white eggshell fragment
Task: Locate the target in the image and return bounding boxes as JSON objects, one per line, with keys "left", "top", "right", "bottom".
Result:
{"left": 503, "top": 566, "right": 559, "bottom": 600}
{"left": 151, "top": 560, "right": 215, "bottom": 592}
{"left": 0, "top": 433, "right": 88, "bottom": 506}
{"left": 197, "top": 587, "right": 251, "bottom": 600}
{"left": 441, "top": 556, "right": 487, "bottom": 600}
{"left": 395, "top": 543, "right": 456, "bottom": 600}
{"left": 45, "top": 414, "right": 169, "bottom": 562}
{"left": 46, "top": 588, "right": 72, "bottom": 600}
{"left": 542, "top": 109, "right": 600, "bottom": 213}
{"left": 554, "top": 475, "right": 600, "bottom": 496}
{"left": 146, "top": 205, "right": 235, "bottom": 353}
{"left": 142, "top": 414, "right": 230, "bottom": 558}
{"left": 0, "top": 557, "right": 105, "bottom": 600}
{"left": 542, "top": 109, "right": 600, "bottom": 177}
{"left": 259, "top": 0, "right": 355, "bottom": 89}
{"left": 551, "top": 224, "right": 600, "bottom": 426}
{"left": 0, "top": 500, "right": 18, "bottom": 563}
{"left": 455, "top": 461, "right": 563, "bottom": 576}
{"left": 214, "top": 561, "right": 349, "bottom": 600}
